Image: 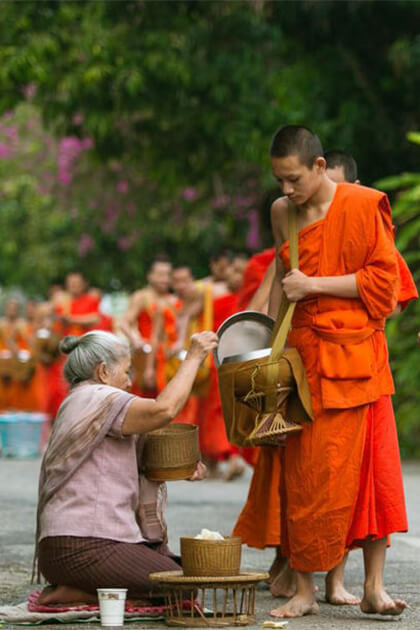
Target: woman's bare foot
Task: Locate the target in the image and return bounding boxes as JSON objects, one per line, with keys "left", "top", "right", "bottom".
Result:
{"left": 270, "top": 565, "right": 297, "bottom": 598}
{"left": 270, "top": 593, "right": 319, "bottom": 618}
{"left": 361, "top": 587, "right": 407, "bottom": 616}
{"left": 38, "top": 585, "right": 97, "bottom": 606}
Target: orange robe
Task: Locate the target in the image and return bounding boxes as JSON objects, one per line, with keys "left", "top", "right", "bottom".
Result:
{"left": 237, "top": 248, "right": 275, "bottom": 311}
{"left": 281, "top": 183, "right": 406, "bottom": 571}
{"left": 173, "top": 286, "right": 235, "bottom": 460}
{"left": 234, "top": 222, "right": 416, "bottom": 553}
{"left": 0, "top": 321, "right": 44, "bottom": 412}
{"left": 237, "top": 184, "right": 407, "bottom": 571}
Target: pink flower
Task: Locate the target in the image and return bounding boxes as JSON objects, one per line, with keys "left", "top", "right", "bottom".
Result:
{"left": 72, "top": 112, "right": 84, "bottom": 126}
{"left": 117, "top": 230, "right": 140, "bottom": 251}
{"left": 78, "top": 233, "right": 95, "bottom": 257}
{"left": 211, "top": 195, "right": 230, "bottom": 209}
{"left": 246, "top": 210, "right": 261, "bottom": 250}
{"left": 81, "top": 137, "right": 94, "bottom": 150}
{"left": 234, "top": 195, "right": 255, "bottom": 208}
{"left": 117, "top": 180, "right": 129, "bottom": 194}
{"left": 182, "top": 187, "right": 199, "bottom": 202}
{"left": 21, "top": 84, "right": 37, "bottom": 100}
{"left": 0, "top": 142, "right": 12, "bottom": 159}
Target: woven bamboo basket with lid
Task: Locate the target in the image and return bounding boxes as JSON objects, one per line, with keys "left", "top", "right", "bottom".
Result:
{"left": 181, "top": 536, "right": 242, "bottom": 577}
{"left": 143, "top": 423, "right": 199, "bottom": 481}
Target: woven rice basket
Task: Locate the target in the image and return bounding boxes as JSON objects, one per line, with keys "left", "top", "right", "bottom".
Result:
{"left": 143, "top": 423, "right": 199, "bottom": 481}
{"left": 180, "top": 537, "right": 242, "bottom": 577}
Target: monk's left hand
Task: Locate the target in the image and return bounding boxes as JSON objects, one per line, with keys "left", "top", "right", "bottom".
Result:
{"left": 188, "top": 461, "right": 208, "bottom": 481}
{"left": 281, "top": 269, "right": 313, "bottom": 301}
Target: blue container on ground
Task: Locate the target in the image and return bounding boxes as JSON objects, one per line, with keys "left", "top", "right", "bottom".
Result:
{"left": 0, "top": 412, "right": 47, "bottom": 457}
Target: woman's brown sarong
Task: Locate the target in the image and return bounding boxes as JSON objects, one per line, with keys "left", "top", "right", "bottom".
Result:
{"left": 39, "top": 536, "right": 181, "bottom": 599}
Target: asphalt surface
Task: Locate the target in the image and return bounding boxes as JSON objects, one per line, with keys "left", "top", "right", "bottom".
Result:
{"left": 0, "top": 457, "right": 419, "bottom": 629}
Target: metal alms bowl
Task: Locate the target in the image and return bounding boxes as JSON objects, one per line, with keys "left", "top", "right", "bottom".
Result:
{"left": 213, "top": 311, "right": 275, "bottom": 367}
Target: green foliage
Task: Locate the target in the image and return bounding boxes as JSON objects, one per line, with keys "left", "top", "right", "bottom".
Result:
{"left": 1, "top": 1, "right": 420, "bottom": 452}
{"left": 377, "top": 136, "right": 420, "bottom": 458}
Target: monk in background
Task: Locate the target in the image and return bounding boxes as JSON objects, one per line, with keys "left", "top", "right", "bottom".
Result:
{"left": 0, "top": 298, "right": 43, "bottom": 412}
{"left": 171, "top": 266, "right": 245, "bottom": 480}
{"left": 201, "top": 250, "right": 231, "bottom": 297}
{"left": 119, "top": 257, "right": 177, "bottom": 396}
{"left": 57, "top": 271, "right": 102, "bottom": 337}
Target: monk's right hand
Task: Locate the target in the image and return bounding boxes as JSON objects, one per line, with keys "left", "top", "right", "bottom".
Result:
{"left": 187, "top": 331, "right": 218, "bottom": 362}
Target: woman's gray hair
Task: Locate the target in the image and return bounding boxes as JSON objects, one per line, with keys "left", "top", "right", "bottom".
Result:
{"left": 60, "top": 331, "right": 130, "bottom": 386}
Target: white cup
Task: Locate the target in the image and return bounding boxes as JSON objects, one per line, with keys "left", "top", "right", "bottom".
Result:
{"left": 97, "top": 588, "right": 127, "bottom": 626}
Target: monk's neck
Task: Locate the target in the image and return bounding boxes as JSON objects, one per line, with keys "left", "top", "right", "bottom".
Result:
{"left": 147, "top": 286, "right": 168, "bottom": 302}
{"left": 299, "top": 177, "right": 337, "bottom": 221}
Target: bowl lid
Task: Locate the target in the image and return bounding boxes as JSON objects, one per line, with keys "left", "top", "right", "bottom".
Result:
{"left": 213, "top": 311, "right": 275, "bottom": 367}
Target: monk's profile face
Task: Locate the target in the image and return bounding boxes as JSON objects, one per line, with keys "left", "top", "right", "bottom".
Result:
{"left": 171, "top": 268, "right": 194, "bottom": 299}
{"left": 271, "top": 154, "right": 325, "bottom": 205}
{"left": 147, "top": 262, "right": 172, "bottom": 294}
{"left": 66, "top": 273, "right": 87, "bottom": 298}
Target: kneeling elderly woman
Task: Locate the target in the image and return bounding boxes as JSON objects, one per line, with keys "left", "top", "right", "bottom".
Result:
{"left": 36, "top": 329, "right": 218, "bottom": 605}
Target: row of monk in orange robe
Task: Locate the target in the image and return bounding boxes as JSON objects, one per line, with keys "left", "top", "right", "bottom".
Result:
{"left": 0, "top": 272, "right": 113, "bottom": 420}
{"left": 0, "top": 256, "right": 254, "bottom": 479}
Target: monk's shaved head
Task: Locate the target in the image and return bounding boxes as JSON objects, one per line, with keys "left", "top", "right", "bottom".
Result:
{"left": 325, "top": 150, "right": 358, "bottom": 184}
{"left": 270, "top": 125, "right": 323, "bottom": 168}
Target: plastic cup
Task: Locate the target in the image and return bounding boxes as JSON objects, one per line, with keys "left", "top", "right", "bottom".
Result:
{"left": 97, "top": 588, "right": 127, "bottom": 626}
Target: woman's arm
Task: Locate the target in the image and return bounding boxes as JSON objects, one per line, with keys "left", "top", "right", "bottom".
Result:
{"left": 122, "top": 331, "right": 218, "bottom": 435}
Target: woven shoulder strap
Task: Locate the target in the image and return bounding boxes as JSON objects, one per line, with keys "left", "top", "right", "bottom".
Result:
{"left": 270, "top": 202, "right": 298, "bottom": 360}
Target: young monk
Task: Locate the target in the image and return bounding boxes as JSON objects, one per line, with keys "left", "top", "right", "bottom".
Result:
{"left": 119, "top": 258, "right": 177, "bottom": 396}
{"left": 171, "top": 266, "right": 244, "bottom": 480}
{"left": 201, "top": 250, "right": 231, "bottom": 297}
{"left": 56, "top": 271, "right": 102, "bottom": 336}
{"left": 265, "top": 125, "right": 407, "bottom": 619}
{"left": 234, "top": 146, "right": 417, "bottom": 603}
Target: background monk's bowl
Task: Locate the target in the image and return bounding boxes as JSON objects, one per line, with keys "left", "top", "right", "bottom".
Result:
{"left": 143, "top": 423, "right": 199, "bottom": 482}
{"left": 180, "top": 536, "right": 242, "bottom": 577}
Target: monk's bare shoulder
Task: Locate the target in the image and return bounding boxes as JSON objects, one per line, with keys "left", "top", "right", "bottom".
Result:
{"left": 271, "top": 196, "right": 289, "bottom": 245}
{"left": 128, "top": 287, "right": 150, "bottom": 312}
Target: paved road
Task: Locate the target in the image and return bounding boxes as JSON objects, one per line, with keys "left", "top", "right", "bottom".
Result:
{"left": 0, "top": 457, "right": 419, "bottom": 629}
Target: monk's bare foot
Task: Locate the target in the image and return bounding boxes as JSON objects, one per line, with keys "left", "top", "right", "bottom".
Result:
{"left": 326, "top": 583, "right": 360, "bottom": 605}
{"left": 38, "top": 585, "right": 97, "bottom": 606}
{"left": 223, "top": 456, "right": 245, "bottom": 481}
{"left": 268, "top": 549, "right": 287, "bottom": 584}
{"left": 270, "top": 593, "right": 319, "bottom": 618}
{"left": 270, "top": 565, "right": 297, "bottom": 598}
{"left": 361, "top": 587, "right": 407, "bottom": 616}
{"left": 325, "top": 571, "right": 360, "bottom": 605}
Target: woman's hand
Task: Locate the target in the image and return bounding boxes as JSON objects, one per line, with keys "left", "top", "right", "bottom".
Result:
{"left": 188, "top": 460, "right": 208, "bottom": 481}
{"left": 281, "top": 269, "right": 314, "bottom": 302}
{"left": 187, "top": 331, "right": 218, "bottom": 362}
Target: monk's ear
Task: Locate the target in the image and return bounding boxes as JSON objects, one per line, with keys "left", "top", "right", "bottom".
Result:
{"left": 96, "top": 361, "right": 110, "bottom": 384}
{"left": 355, "top": 179, "right": 361, "bottom": 185}
{"left": 313, "top": 156, "right": 326, "bottom": 173}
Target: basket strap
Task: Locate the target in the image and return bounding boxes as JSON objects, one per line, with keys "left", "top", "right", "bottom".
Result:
{"left": 270, "top": 201, "right": 298, "bottom": 361}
